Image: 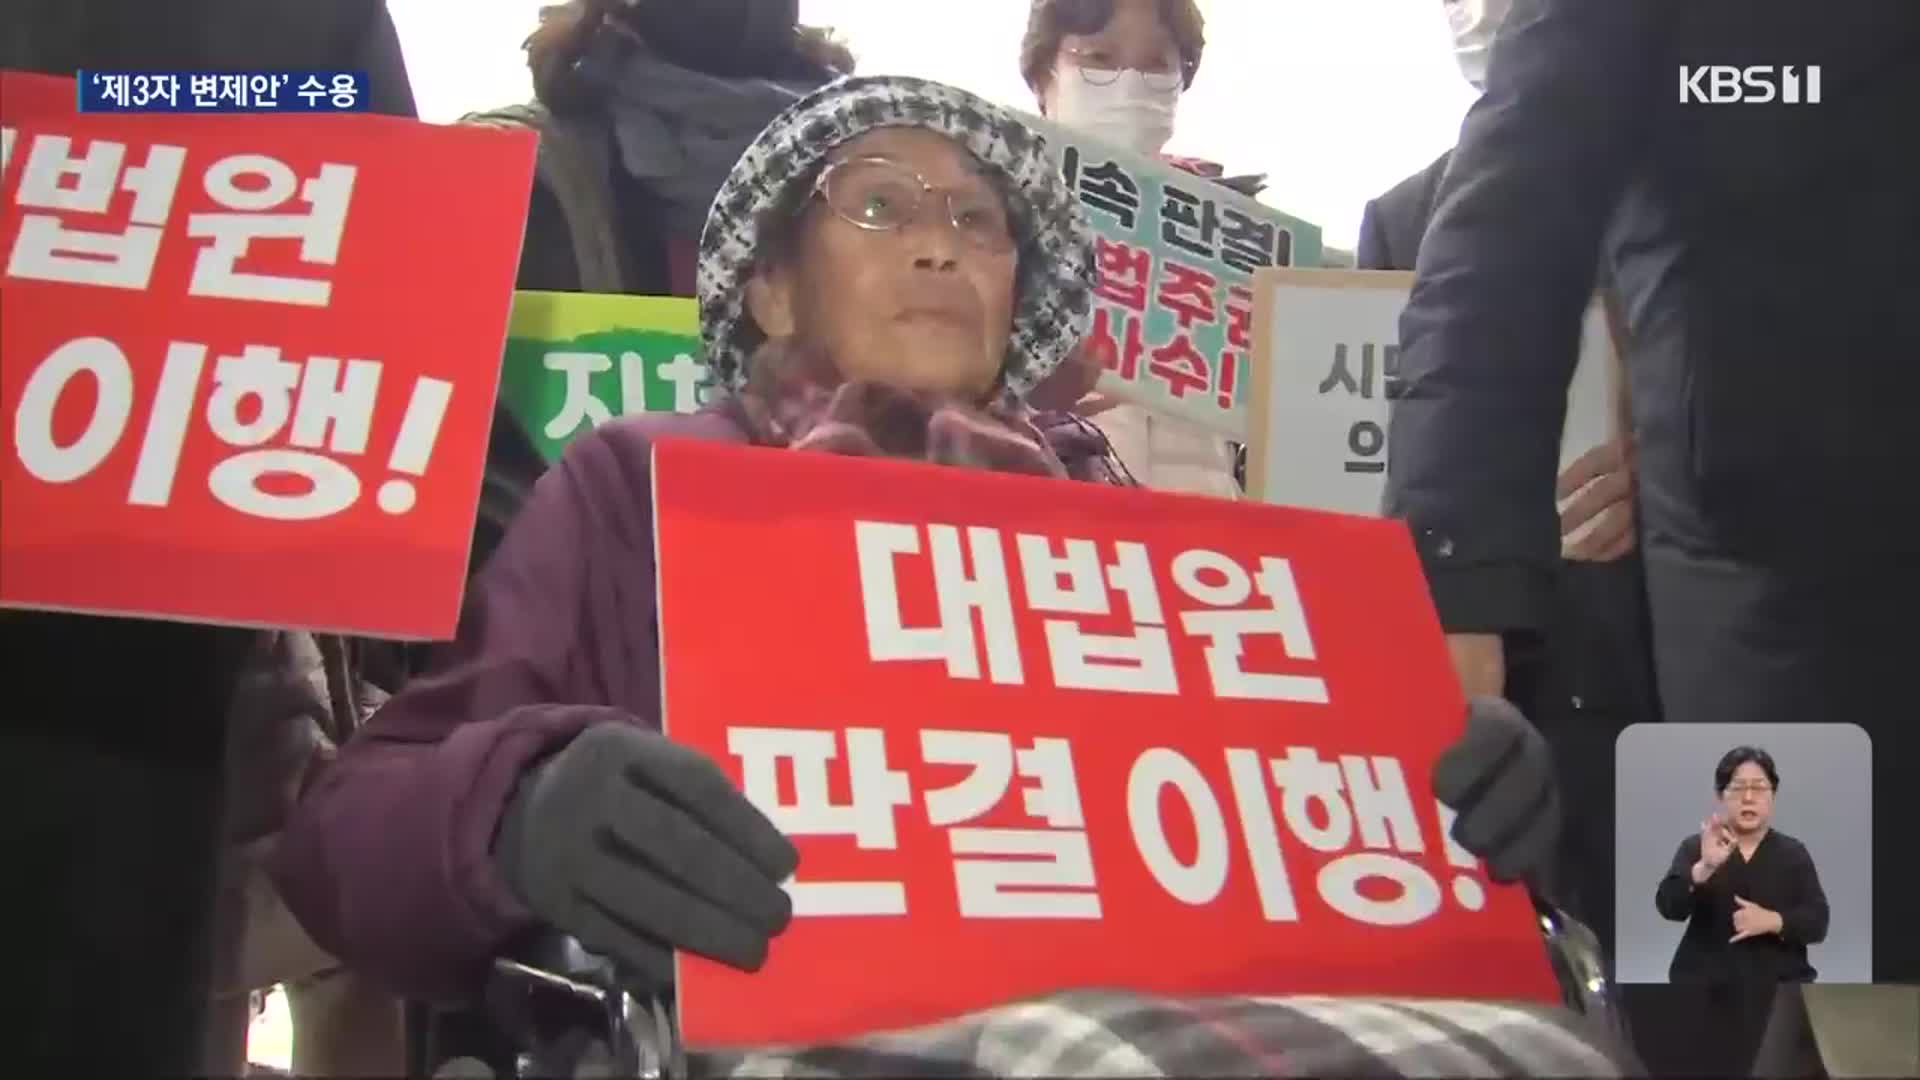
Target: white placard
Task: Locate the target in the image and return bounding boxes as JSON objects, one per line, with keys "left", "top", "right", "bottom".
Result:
{"left": 1245, "top": 269, "right": 1618, "bottom": 518}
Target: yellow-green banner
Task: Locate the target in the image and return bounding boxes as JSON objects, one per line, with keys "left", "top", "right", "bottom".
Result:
{"left": 498, "top": 290, "right": 709, "bottom": 462}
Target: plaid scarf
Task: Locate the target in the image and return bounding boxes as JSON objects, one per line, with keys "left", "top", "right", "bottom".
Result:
{"left": 727, "top": 339, "right": 1126, "bottom": 485}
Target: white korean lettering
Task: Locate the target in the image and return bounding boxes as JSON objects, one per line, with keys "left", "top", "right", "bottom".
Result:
{"left": 127, "top": 342, "right": 210, "bottom": 507}
{"left": 203, "top": 346, "right": 360, "bottom": 521}
{"left": 206, "top": 344, "right": 300, "bottom": 447}
{"left": 730, "top": 726, "right": 912, "bottom": 917}
{"left": 186, "top": 154, "right": 356, "bottom": 306}
{"left": 216, "top": 74, "right": 250, "bottom": 109}
{"left": 2, "top": 126, "right": 18, "bottom": 172}
{"left": 13, "top": 336, "right": 134, "bottom": 484}
{"left": 1436, "top": 802, "right": 1489, "bottom": 912}
{"left": 1268, "top": 746, "right": 1351, "bottom": 852}
{"left": 1340, "top": 755, "right": 1423, "bottom": 853}
{"left": 656, "top": 353, "right": 708, "bottom": 414}
{"left": 328, "top": 73, "right": 361, "bottom": 110}
{"left": 93, "top": 74, "right": 131, "bottom": 108}
{"left": 375, "top": 376, "right": 453, "bottom": 516}
{"left": 949, "top": 830, "right": 1100, "bottom": 919}
{"left": 544, "top": 351, "right": 612, "bottom": 438}
{"left": 1018, "top": 534, "right": 1177, "bottom": 695}
{"left": 290, "top": 357, "right": 381, "bottom": 454}
{"left": 15, "top": 135, "right": 183, "bottom": 219}
{"left": 7, "top": 136, "right": 187, "bottom": 290}
{"left": 1267, "top": 747, "right": 1446, "bottom": 927}
{"left": 1317, "top": 852, "right": 1444, "bottom": 927}
{"left": 920, "top": 731, "right": 1097, "bottom": 918}
{"left": 921, "top": 730, "right": 1014, "bottom": 827}
{"left": 1223, "top": 748, "right": 1300, "bottom": 921}
{"left": 208, "top": 448, "right": 360, "bottom": 521}
{"left": 855, "top": 521, "right": 1023, "bottom": 684}
{"left": 1173, "top": 550, "right": 1329, "bottom": 703}
{"left": 1127, "top": 747, "right": 1230, "bottom": 905}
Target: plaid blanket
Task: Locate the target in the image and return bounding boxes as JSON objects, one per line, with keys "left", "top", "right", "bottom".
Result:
{"left": 694, "top": 990, "right": 1640, "bottom": 1078}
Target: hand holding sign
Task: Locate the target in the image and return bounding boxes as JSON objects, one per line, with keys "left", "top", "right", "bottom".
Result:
{"left": 494, "top": 720, "right": 798, "bottom": 989}
{"left": 1730, "top": 896, "right": 1785, "bottom": 943}
{"left": 1431, "top": 697, "right": 1561, "bottom": 889}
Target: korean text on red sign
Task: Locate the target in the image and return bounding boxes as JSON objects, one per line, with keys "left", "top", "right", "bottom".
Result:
{"left": 0, "top": 71, "right": 537, "bottom": 638}
{"left": 651, "top": 439, "right": 1561, "bottom": 1049}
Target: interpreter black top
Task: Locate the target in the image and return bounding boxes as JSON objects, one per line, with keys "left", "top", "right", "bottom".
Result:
{"left": 1655, "top": 829, "right": 1830, "bottom": 985}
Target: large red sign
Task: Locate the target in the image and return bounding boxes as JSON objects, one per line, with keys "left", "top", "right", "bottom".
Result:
{"left": 0, "top": 72, "right": 535, "bottom": 638}
{"left": 652, "top": 438, "right": 1561, "bottom": 1049}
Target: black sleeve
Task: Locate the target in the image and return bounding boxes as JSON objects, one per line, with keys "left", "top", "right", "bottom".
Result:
{"left": 1778, "top": 840, "right": 1831, "bottom": 945}
{"left": 1655, "top": 834, "right": 1703, "bottom": 922}
{"left": 1381, "top": 0, "right": 1665, "bottom": 634}
{"left": 1355, "top": 198, "right": 1393, "bottom": 271}
{"left": 350, "top": 0, "right": 419, "bottom": 119}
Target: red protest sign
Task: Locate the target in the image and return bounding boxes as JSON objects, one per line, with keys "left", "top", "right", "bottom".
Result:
{"left": 652, "top": 438, "right": 1561, "bottom": 1049}
{"left": 0, "top": 72, "right": 535, "bottom": 638}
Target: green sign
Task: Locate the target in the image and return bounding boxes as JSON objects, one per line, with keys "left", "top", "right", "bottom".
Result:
{"left": 498, "top": 291, "right": 710, "bottom": 462}
{"left": 1023, "top": 110, "right": 1325, "bottom": 440}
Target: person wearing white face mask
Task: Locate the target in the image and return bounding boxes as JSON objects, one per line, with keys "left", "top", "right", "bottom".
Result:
{"left": 1356, "top": 0, "right": 1663, "bottom": 985}
{"left": 1021, "top": 0, "right": 1257, "bottom": 500}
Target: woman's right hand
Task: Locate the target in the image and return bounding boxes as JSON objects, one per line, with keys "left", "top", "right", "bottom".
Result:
{"left": 1693, "top": 813, "right": 1733, "bottom": 883}
{"left": 492, "top": 721, "right": 798, "bottom": 987}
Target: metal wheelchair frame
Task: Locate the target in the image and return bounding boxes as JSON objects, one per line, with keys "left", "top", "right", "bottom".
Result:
{"left": 407, "top": 937, "right": 681, "bottom": 1080}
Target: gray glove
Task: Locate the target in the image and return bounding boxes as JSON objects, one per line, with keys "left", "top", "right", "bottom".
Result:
{"left": 1431, "top": 697, "right": 1562, "bottom": 891}
{"left": 494, "top": 720, "right": 798, "bottom": 986}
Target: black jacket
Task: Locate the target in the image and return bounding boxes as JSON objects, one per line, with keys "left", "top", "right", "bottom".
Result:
{"left": 4, "top": 2, "right": 418, "bottom": 1070}
{"left": 1359, "top": 149, "right": 1661, "bottom": 718}
{"left": 1384, "top": 0, "right": 1920, "bottom": 635}
{"left": 1356, "top": 151, "right": 1452, "bottom": 275}
{"left": 4, "top": 0, "right": 416, "bottom": 116}
{"left": 1655, "top": 829, "right": 1829, "bottom": 985}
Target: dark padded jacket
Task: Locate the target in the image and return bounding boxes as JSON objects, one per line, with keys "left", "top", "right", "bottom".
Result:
{"left": 1384, "top": 0, "right": 1920, "bottom": 635}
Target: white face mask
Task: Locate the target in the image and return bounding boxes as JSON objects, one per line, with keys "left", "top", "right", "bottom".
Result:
{"left": 1048, "top": 69, "right": 1181, "bottom": 156}
{"left": 1445, "top": 0, "right": 1514, "bottom": 91}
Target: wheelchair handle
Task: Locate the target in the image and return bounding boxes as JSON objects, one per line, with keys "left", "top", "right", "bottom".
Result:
{"left": 488, "top": 934, "right": 684, "bottom": 1080}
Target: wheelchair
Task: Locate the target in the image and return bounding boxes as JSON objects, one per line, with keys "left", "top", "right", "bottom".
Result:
{"left": 405, "top": 896, "right": 1623, "bottom": 1080}
{"left": 405, "top": 934, "right": 681, "bottom": 1079}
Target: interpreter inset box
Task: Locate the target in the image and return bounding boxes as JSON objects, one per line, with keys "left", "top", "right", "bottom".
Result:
{"left": 1614, "top": 723, "right": 1872, "bottom": 984}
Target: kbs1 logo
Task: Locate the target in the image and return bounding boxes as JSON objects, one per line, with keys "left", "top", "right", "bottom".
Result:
{"left": 1679, "top": 65, "right": 1822, "bottom": 105}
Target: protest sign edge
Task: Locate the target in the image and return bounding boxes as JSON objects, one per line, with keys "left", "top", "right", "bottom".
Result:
{"left": 1244, "top": 267, "right": 1416, "bottom": 505}
{"left": 445, "top": 128, "right": 542, "bottom": 610}
{"left": 506, "top": 290, "right": 701, "bottom": 343}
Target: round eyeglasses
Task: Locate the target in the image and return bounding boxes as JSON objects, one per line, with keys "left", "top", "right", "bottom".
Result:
{"left": 810, "top": 157, "right": 1016, "bottom": 254}
{"left": 1060, "top": 46, "right": 1185, "bottom": 92}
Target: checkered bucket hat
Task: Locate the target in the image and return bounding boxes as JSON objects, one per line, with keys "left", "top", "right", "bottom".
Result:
{"left": 697, "top": 74, "right": 1095, "bottom": 403}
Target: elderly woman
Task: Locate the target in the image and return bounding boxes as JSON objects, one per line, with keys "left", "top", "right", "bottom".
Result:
{"left": 270, "top": 75, "right": 1119, "bottom": 1002}
{"left": 273, "top": 76, "right": 1560, "bottom": 1015}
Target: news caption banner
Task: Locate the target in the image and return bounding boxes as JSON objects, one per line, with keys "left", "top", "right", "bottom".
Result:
{"left": 652, "top": 439, "right": 1562, "bottom": 1049}
{"left": 77, "top": 70, "right": 371, "bottom": 113}
{"left": 1024, "top": 112, "right": 1324, "bottom": 440}
{"left": 0, "top": 70, "right": 537, "bottom": 638}
{"left": 499, "top": 291, "right": 712, "bottom": 463}
{"left": 1244, "top": 268, "right": 1621, "bottom": 519}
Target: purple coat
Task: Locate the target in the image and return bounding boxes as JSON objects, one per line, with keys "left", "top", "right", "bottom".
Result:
{"left": 270, "top": 407, "right": 1121, "bottom": 1000}
{"left": 269, "top": 411, "right": 746, "bottom": 1000}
